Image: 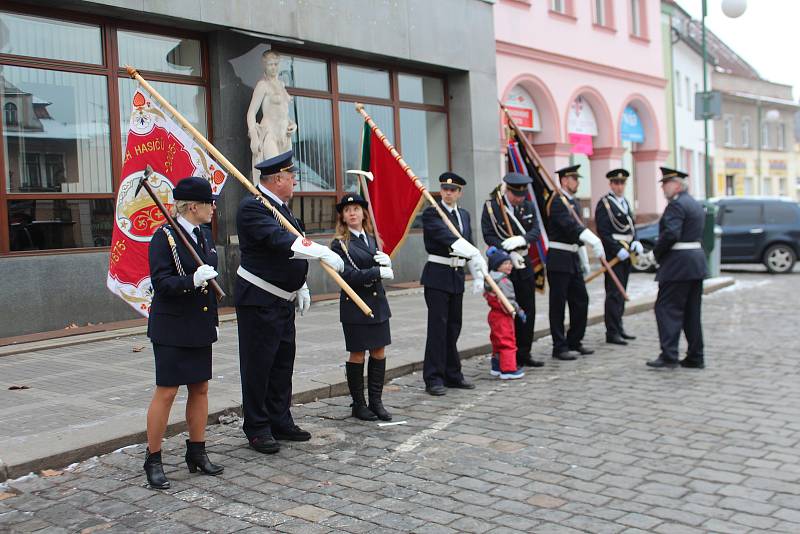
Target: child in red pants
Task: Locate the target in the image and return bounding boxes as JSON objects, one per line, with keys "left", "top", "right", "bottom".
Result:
{"left": 485, "top": 247, "right": 525, "bottom": 379}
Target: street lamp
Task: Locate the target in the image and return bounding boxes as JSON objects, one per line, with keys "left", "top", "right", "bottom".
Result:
{"left": 701, "top": 0, "right": 747, "bottom": 198}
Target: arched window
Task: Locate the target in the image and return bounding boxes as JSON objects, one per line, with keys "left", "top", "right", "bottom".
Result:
{"left": 4, "top": 102, "right": 18, "bottom": 125}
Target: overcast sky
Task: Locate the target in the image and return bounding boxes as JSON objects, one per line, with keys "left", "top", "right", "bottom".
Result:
{"left": 676, "top": 0, "right": 799, "bottom": 101}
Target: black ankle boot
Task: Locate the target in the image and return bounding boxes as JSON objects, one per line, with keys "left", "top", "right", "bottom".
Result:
{"left": 346, "top": 362, "right": 377, "bottom": 421}
{"left": 144, "top": 448, "right": 170, "bottom": 489}
{"left": 185, "top": 440, "right": 224, "bottom": 475}
{"left": 367, "top": 357, "right": 392, "bottom": 421}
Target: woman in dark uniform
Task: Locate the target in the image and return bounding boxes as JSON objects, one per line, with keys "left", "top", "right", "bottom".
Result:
{"left": 143, "top": 176, "right": 224, "bottom": 489}
{"left": 330, "top": 194, "right": 394, "bottom": 421}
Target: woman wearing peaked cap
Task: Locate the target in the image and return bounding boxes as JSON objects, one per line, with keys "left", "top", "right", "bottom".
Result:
{"left": 143, "top": 176, "right": 224, "bottom": 490}
{"left": 330, "top": 194, "right": 394, "bottom": 421}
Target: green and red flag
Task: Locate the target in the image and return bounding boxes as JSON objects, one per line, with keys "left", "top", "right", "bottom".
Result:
{"left": 359, "top": 122, "right": 423, "bottom": 256}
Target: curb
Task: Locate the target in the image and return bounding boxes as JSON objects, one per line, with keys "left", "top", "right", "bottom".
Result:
{"left": 0, "top": 277, "right": 735, "bottom": 481}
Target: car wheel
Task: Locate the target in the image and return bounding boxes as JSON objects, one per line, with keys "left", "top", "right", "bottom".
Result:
{"left": 632, "top": 243, "right": 656, "bottom": 273}
{"left": 763, "top": 244, "right": 796, "bottom": 274}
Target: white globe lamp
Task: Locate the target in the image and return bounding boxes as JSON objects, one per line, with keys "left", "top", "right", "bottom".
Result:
{"left": 721, "top": 0, "right": 747, "bottom": 19}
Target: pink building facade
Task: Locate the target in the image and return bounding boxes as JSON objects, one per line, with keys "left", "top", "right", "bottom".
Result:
{"left": 495, "top": 0, "right": 669, "bottom": 220}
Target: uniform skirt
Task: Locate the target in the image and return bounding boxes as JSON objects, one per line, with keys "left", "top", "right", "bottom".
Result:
{"left": 342, "top": 320, "right": 391, "bottom": 352}
{"left": 153, "top": 344, "right": 212, "bottom": 387}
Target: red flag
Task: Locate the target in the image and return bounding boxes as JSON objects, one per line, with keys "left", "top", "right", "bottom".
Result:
{"left": 360, "top": 122, "right": 423, "bottom": 256}
{"left": 107, "top": 88, "right": 229, "bottom": 316}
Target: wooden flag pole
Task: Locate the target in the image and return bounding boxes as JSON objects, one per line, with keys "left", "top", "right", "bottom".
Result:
{"left": 500, "top": 101, "right": 629, "bottom": 301}
{"left": 127, "top": 66, "right": 374, "bottom": 318}
{"left": 356, "top": 102, "right": 516, "bottom": 316}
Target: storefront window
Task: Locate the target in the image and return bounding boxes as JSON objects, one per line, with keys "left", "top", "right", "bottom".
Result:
{"left": 0, "top": 11, "right": 102, "bottom": 65}
{"left": 337, "top": 64, "right": 390, "bottom": 99}
{"left": 280, "top": 55, "right": 328, "bottom": 92}
{"left": 339, "top": 102, "right": 393, "bottom": 192}
{"left": 398, "top": 74, "right": 445, "bottom": 106}
{"left": 8, "top": 198, "right": 114, "bottom": 251}
{"left": 117, "top": 31, "right": 202, "bottom": 77}
{"left": 1, "top": 66, "right": 112, "bottom": 194}
{"left": 399, "top": 109, "right": 448, "bottom": 191}
{"left": 290, "top": 97, "right": 334, "bottom": 192}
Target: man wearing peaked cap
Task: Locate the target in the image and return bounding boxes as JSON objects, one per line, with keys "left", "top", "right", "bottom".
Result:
{"left": 481, "top": 171, "right": 544, "bottom": 369}
{"left": 645, "top": 166, "right": 707, "bottom": 370}
{"left": 545, "top": 164, "right": 603, "bottom": 360}
{"left": 235, "top": 149, "right": 346, "bottom": 454}
{"left": 595, "top": 168, "right": 643, "bottom": 346}
{"left": 420, "top": 171, "right": 488, "bottom": 395}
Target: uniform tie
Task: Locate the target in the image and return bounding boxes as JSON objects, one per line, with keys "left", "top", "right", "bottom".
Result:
{"left": 192, "top": 227, "right": 205, "bottom": 253}
{"left": 359, "top": 233, "right": 368, "bottom": 246}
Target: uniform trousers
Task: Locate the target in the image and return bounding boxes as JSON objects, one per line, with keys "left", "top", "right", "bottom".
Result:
{"left": 236, "top": 299, "right": 296, "bottom": 439}
{"left": 422, "top": 287, "right": 465, "bottom": 387}
{"left": 654, "top": 280, "right": 704, "bottom": 363}
{"left": 604, "top": 259, "right": 631, "bottom": 338}
{"left": 547, "top": 270, "right": 589, "bottom": 355}
{"left": 510, "top": 270, "right": 535, "bottom": 365}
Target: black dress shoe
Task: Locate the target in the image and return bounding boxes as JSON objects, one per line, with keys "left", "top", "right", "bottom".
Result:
{"left": 679, "top": 359, "right": 705, "bottom": 369}
{"left": 605, "top": 335, "right": 628, "bottom": 346}
{"left": 620, "top": 332, "right": 636, "bottom": 340}
{"left": 272, "top": 424, "right": 312, "bottom": 442}
{"left": 249, "top": 436, "right": 280, "bottom": 454}
{"left": 520, "top": 357, "right": 545, "bottom": 368}
{"left": 646, "top": 358, "right": 678, "bottom": 369}
{"left": 569, "top": 345, "right": 595, "bottom": 355}
{"left": 426, "top": 384, "right": 446, "bottom": 396}
{"left": 445, "top": 380, "right": 475, "bottom": 390}
{"left": 552, "top": 351, "right": 577, "bottom": 361}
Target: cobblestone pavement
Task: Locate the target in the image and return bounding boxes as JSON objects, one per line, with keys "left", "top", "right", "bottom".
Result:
{"left": 1, "top": 271, "right": 799, "bottom": 533}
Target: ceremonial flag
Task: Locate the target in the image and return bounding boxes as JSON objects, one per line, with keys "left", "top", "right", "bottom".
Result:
{"left": 507, "top": 135, "right": 550, "bottom": 293}
{"left": 107, "top": 88, "right": 229, "bottom": 316}
{"left": 359, "top": 122, "right": 423, "bottom": 256}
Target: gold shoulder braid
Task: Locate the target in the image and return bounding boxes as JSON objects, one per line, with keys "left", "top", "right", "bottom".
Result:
{"left": 485, "top": 199, "right": 510, "bottom": 239}
{"left": 162, "top": 226, "right": 186, "bottom": 277}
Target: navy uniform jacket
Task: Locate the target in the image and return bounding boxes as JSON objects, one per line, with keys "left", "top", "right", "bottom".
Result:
{"left": 147, "top": 223, "right": 218, "bottom": 347}
{"left": 330, "top": 233, "right": 391, "bottom": 325}
{"left": 235, "top": 194, "right": 309, "bottom": 307}
{"left": 545, "top": 193, "right": 586, "bottom": 273}
{"left": 595, "top": 193, "right": 637, "bottom": 261}
{"left": 481, "top": 196, "right": 541, "bottom": 281}
{"left": 654, "top": 190, "right": 707, "bottom": 282}
{"left": 420, "top": 202, "right": 473, "bottom": 295}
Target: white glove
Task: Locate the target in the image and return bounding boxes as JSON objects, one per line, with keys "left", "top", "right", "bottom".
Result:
{"left": 379, "top": 267, "right": 394, "bottom": 280}
{"left": 578, "top": 246, "right": 591, "bottom": 276}
{"left": 450, "top": 237, "right": 480, "bottom": 259}
{"left": 509, "top": 251, "right": 526, "bottom": 270}
{"left": 373, "top": 251, "right": 392, "bottom": 268}
{"left": 295, "top": 283, "right": 311, "bottom": 316}
{"left": 616, "top": 248, "right": 630, "bottom": 262}
{"left": 215, "top": 326, "right": 219, "bottom": 338}
{"left": 644, "top": 250, "right": 657, "bottom": 267}
{"left": 467, "top": 257, "right": 486, "bottom": 294}
{"left": 290, "top": 237, "right": 345, "bottom": 273}
{"left": 193, "top": 264, "right": 218, "bottom": 287}
{"left": 630, "top": 241, "right": 644, "bottom": 255}
{"left": 500, "top": 235, "right": 527, "bottom": 251}
{"left": 579, "top": 228, "right": 604, "bottom": 260}
{"left": 471, "top": 277, "right": 484, "bottom": 295}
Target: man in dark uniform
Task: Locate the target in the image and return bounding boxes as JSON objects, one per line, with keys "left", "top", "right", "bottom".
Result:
{"left": 646, "top": 167, "right": 707, "bottom": 369}
{"left": 546, "top": 165, "right": 605, "bottom": 360}
{"left": 421, "top": 172, "right": 487, "bottom": 396}
{"left": 594, "top": 169, "right": 645, "bottom": 345}
{"left": 235, "top": 150, "right": 345, "bottom": 453}
{"left": 481, "top": 172, "right": 543, "bottom": 368}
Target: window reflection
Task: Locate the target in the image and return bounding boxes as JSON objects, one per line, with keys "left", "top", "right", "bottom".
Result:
{"left": 117, "top": 31, "right": 202, "bottom": 76}
{"left": 0, "top": 11, "right": 102, "bottom": 64}
{"left": 279, "top": 55, "right": 328, "bottom": 91}
{"left": 8, "top": 199, "right": 114, "bottom": 250}
{"left": 289, "top": 196, "right": 335, "bottom": 234}
{"left": 289, "top": 97, "right": 334, "bottom": 192}
{"left": 399, "top": 109, "right": 448, "bottom": 191}
{"left": 337, "top": 64, "right": 390, "bottom": 99}
{"left": 339, "top": 102, "right": 393, "bottom": 192}
{"left": 398, "top": 74, "right": 445, "bottom": 106}
{"left": 1, "top": 66, "right": 112, "bottom": 194}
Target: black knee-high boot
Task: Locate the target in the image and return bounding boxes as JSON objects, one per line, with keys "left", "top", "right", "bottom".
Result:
{"left": 346, "top": 362, "right": 377, "bottom": 421}
{"left": 367, "top": 357, "right": 392, "bottom": 421}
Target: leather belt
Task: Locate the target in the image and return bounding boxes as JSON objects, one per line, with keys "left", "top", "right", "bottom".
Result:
{"left": 672, "top": 242, "right": 701, "bottom": 250}
{"left": 548, "top": 241, "right": 579, "bottom": 253}
{"left": 427, "top": 254, "right": 467, "bottom": 267}
{"left": 612, "top": 233, "right": 634, "bottom": 241}
{"left": 237, "top": 266, "right": 297, "bottom": 301}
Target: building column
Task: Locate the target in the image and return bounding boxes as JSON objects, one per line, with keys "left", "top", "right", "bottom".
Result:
{"left": 633, "top": 149, "right": 671, "bottom": 219}
{"left": 589, "top": 146, "right": 626, "bottom": 218}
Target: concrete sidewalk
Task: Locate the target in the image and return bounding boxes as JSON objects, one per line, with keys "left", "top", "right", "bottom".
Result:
{"left": 0, "top": 274, "right": 734, "bottom": 480}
